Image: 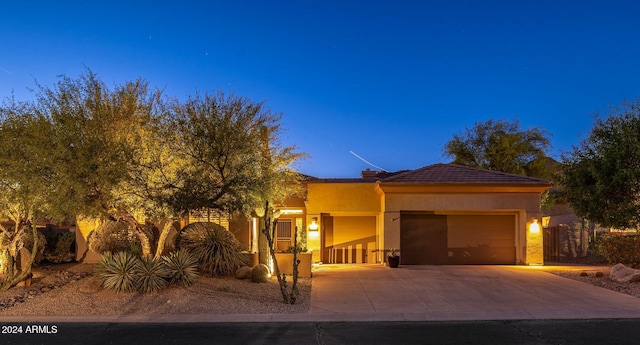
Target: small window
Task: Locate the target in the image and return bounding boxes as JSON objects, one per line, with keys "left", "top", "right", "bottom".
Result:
{"left": 277, "top": 220, "right": 292, "bottom": 241}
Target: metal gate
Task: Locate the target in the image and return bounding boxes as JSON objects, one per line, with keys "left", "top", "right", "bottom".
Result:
{"left": 543, "top": 226, "right": 560, "bottom": 262}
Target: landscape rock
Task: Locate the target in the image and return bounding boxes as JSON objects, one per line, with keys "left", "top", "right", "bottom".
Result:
{"left": 610, "top": 263, "right": 640, "bottom": 283}
{"left": 235, "top": 266, "right": 252, "bottom": 279}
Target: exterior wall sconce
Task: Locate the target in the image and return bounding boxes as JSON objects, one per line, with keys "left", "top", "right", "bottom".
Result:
{"left": 529, "top": 218, "right": 541, "bottom": 234}
{"left": 309, "top": 217, "right": 319, "bottom": 231}
{"left": 542, "top": 216, "right": 550, "bottom": 229}
{"left": 308, "top": 217, "right": 319, "bottom": 239}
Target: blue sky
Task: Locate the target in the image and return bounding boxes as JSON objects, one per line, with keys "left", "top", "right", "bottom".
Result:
{"left": 2, "top": 1, "right": 640, "bottom": 177}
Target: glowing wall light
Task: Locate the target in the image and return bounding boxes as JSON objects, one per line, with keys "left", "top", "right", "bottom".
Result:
{"left": 308, "top": 217, "right": 319, "bottom": 239}
{"left": 529, "top": 218, "right": 541, "bottom": 234}
{"left": 542, "top": 216, "right": 550, "bottom": 228}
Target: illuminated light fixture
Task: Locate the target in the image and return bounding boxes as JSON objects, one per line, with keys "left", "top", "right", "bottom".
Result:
{"left": 542, "top": 216, "right": 550, "bottom": 229}
{"left": 280, "top": 209, "right": 303, "bottom": 215}
{"left": 309, "top": 217, "right": 319, "bottom": 231}
{"left": 529, "top": 218, "right": 541, "bottom": 234}
{"left": 308, "top": 217, "right": 319, "bottom": 239}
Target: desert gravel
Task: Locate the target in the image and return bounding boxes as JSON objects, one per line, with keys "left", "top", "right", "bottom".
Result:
{"left": 547, "top": 266, "right": 640, "bottom": 298}
{"left": 0, "top": 263, "right": 310, "bottom": 316}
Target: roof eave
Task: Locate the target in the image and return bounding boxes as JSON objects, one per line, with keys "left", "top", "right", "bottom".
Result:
{"left": 376, "top": 181, "right": 552, "bottom": 194}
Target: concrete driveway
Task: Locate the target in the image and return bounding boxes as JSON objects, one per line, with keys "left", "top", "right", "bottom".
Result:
{"left": 309, "top": 264, "right": 640, "bottom": 321}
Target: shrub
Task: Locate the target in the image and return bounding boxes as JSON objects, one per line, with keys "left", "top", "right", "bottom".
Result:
{"left": 43, "top": 232, "right": 75, "bottom": 263}
{"left": 163, "top": 249, "right": 199, "bottom": 287}
{"left": 90, "top": 220, "right": 139, "bottom": 255}
{"left": 595, "top": 234, "right": 640, "bottom": 268}
{"left": 135, "top": 256, "right": 170, "bottom": 293}
{"left": 178, "top": 222, "right": 247, "bottom": 276}
{"left": 96, "top": 251, "right": 140, "bottom": 292}
{"left": 283, "top": 244, "right": 308, "bottom": 253}
{"left": 251, "top": 264, "right": 270, "bottom": 283}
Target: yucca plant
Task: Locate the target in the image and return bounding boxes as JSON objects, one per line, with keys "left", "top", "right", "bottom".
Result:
{"left": 163, "top": 249, "right": 199, "bottom": 287}
{"left": 135, "top": 256, "right": 170, "bottom": 293}
{"left": 178, "top": 222, "right": 247, "bottom": 276}
{"left": 96, "top": 251, "right": 140, "bottom": 292}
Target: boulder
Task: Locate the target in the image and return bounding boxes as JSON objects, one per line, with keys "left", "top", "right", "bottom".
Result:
{"left": 610, "top": 263, "right": 640, "bottom": 283}
{"left": 235, "top": 266, "right": 252, "bottom": 279}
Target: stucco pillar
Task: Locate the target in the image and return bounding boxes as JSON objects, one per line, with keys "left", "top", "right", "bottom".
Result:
{"left": 383, "top": 211, "right": 400, "bottom": 263}
{"left": 307, "top": 214, "right": 321, "bottom": 263}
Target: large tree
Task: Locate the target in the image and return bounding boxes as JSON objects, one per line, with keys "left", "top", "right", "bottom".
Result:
{"left": 0, "top": 98, "right": 51, "bottom": 288}
{"left": 31, "top": 71, "right": 166, "bottom": 257}
{"left": 443, "top": 119, "right": 552, "bottom": 178}
{"left": 559, "top": 101, "right": 640, "bottom": 229}
{"left": 1, "top": 71, "right": 305, "bottom": 264}
{"left": 162, "top": 92, "right": 305, "bottom": 265}
{"left": 161, "top": 91, "right": 304, "bottom": 215}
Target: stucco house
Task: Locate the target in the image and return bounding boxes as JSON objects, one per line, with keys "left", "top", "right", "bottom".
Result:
{"left": 75, "top": 163, "right": 551, "bottom": 266}
{"left": 299, "top": 163, "right": 551, "bottom": 266}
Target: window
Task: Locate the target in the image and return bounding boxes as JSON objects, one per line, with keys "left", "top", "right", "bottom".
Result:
{"left": 277, "top": 220, "right": 292, "bottom": 242}
{"left": 275, "top": 219, "right": 293, "bottom": 251}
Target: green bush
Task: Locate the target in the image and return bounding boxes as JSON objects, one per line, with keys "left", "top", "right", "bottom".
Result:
{"left": 283, "top": 244, "right": 308, "bottom": 253}
{"left": 135, "top": 256, "right": 169, "bottom": 293}
{"left": 178, "top": 222, "right": 247, "bottom": 276}
{"left": 43, "top": 232, "right": 75, "bottom": 263}
{"left": 163, "top": 249, "right": 199, "bottom": 287}
{"left": 90, "top": 220, "right": 140, "bottom": 255}
{"left": 96, "top": 251, "right": 140, "bottom": 292}
{"left": 595, "top": 234, "right": 640, "bottom": 268}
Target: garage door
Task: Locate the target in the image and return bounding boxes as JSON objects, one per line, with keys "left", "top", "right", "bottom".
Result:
{"left": 400, "top": 213, "right": 516, "bottom": 265}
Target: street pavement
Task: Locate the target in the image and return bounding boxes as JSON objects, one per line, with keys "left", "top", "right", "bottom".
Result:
{"left": 2, "top": 319, "right": 640, "bottom": 345}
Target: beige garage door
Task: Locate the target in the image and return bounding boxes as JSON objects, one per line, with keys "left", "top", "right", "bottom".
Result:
{"left": 401, "top": 213, "right": 516, "bottom": 265}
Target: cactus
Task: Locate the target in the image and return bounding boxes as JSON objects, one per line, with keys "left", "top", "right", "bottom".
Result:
{"left": 251, "top": 264, "right": 270, "bottom": 283}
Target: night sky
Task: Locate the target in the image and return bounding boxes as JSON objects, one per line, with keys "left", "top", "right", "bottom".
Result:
{"left": 2, "top": 0, "right": 640, "bottom": 177}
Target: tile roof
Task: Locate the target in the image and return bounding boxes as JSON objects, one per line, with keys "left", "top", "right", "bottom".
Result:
{"left": 306, "top": 170, "right": 408, "bottom": 183}
{"left": 382, "top": 163, "right": 551, "bottom": 184}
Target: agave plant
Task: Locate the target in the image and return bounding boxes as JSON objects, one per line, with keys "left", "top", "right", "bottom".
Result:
{"left": 178, "top": 222, "right": 247, "bottom": 276}
{"left": 96, "top": 251, "right": 140, "bottom": 292}
{"left": 163, "top": 249, "right": 199, "bottom": 286}
{"left": 135, "top": 256, "right": 170, "bottom": 293}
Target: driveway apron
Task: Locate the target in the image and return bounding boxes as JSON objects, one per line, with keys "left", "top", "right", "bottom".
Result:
{"left": 310, "top": 264, "right": 640, "bottom": 321}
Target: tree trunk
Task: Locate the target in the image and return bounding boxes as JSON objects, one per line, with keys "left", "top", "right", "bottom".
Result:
{"left": 1, "top": 223, "right": 39, "bottom": 290}
{"left": 258, "top": 216, "right": 270, "bottom": 265}
{"left": 118, "top": 212, "right": 152, "bottom": 258}
{"left": 154, "top": 221, "right": 177, "bottom": 260}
